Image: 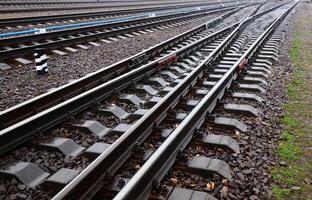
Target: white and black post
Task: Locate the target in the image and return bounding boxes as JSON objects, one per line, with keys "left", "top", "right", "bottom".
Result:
{"left": 34, "top": 48, "right": 48, "bottom": 75}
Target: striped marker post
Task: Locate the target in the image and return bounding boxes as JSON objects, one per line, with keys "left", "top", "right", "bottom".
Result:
{"left": 34, "top": 28, "right": 48, "bottom": 75}
{"left": 34, "top": 48, "right": 48, "bottom": 75}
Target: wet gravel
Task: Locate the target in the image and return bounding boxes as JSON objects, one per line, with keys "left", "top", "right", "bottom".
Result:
{"left": 0, "top": 143, "right": 91, "bottom": 199}
{"left": 0, "top": 178, "right": 53, "bottom": 200}
{"left": 163, "top": 168, "right": 227, "bottom": 197}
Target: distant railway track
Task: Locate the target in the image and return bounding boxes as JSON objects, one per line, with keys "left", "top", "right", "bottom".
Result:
{"left": 0, "top": 0, "right": 228, "bottom": 6}
{"left": 0, "top": 5, "right": 239, "bottom": 62}
{"left": 0, "top": 1, "right": 240, "bottom": 27}
{"left": 0, "top": 0, "right": 237, "bottom": 13}
{"left": 0, "top": 1, "right": 297, "bottom": 200}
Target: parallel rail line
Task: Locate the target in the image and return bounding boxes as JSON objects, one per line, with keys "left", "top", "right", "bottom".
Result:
{"left": 0, "top": 0, "right": 238, "bottom": 13}
{"left": 0, "top": 5, "right": 203, "bottom": 27}
{"left": 0, "top": 3, "right": 240, "bottom": 33}
{"left": 112, "top": 3, "right": 297, "bottom": 200}
{"left": 0, "top": 6, "right": 242, "bottom": 153}
{"left": 0, "top": 5, "right": 239, "bottom": 61}
{"left": 0, "top": 2, "right": 296, "bottom": 200}
{"left": 50, "top": 2, "right": 296, "bottom": 199}
{"left": 0, "top": 0, "right": 230, "bottom": 6}
{"left": 0, "top": 1, "right": 240, "bottom": 28}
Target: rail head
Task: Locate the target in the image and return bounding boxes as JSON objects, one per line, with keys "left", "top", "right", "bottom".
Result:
{"left": 112, "top": 2, "right": 298, "bottom": 200}
{"left": 50, "top": 21, "right": 240, "bottom": 200}
{"left": 0, "top": 1, "right": 286, "bottom": 200}
{"left": 51, "top": 2, "right": 295, "bottom": 199}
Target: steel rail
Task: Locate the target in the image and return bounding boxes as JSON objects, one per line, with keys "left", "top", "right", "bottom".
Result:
{"left": 52, "top": 2, "right": 289, "bottom": 199}
{"left": 0, "top": 8, "right": 240, "bottom": 132}
{"left": 51, "top": 20, "right": 242, "bottom": 200}
{"left": 0, "top": 6, "right": 238, "bottom": 60}
{"left": 112, "top": 2, "right": 298, "bottom": 200}
{"left": 0, "top": 7, "right": 199, "bottom": 28}
{"left": 0, "top": 4, "right": 235, "bottom": 44}
{"left": 0, "top": 1, "right": 239, "bottom": 13}
{"left": 0, "top": 1, "right": 288, "bottom": 199}
{"left": 0, "top": 1, "right": 240, "bottom": 27}
{"left": 0, "top": 6, "right": 242, "bottom": 155}
{"left": 0, "top": 6, "right": 190, "bottom": 27}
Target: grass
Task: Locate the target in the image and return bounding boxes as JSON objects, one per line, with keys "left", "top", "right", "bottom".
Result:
{"left": 271, "top": 163, "right": 312, "bottom": 200}
{"left": 278, "top": 142, "right": 300, "bottom": 160}
{"left": 281, "top": 131, "right": 294, "bottom": 142}
{"left": 272, "top": 184, "right": 291, "bottom": 200}
{"left": 280, "top": 116, "right": 300, "bottom": 128}
{"left": 271, "top": 168, "right": 296, "bottom": 185}
{"left": 270, "top": 6, "right": 312, "bottom": 200}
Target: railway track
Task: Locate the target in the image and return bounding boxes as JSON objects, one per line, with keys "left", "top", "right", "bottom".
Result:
{"left": 0, "top": 0, "right": 236, "bottom": 13}
{"left": 55, "top": 3, "right": 296, "bottom": 200}
{"left": 0, "top": 2, "right": 242, "bottom": 31}
{"left": 110, "top": 6, "right": 295, "bottom": 200}
{"left": 0, "top": 1, "right": 297, "bottom": 199}
{"left": 0, "top": 5, "right": 241, "bottom": 62}
{"left": 0, "top": 5, "right": 256, "bottom": 141}
{"left": 0, "top": 0, "right": 228, "bottom": 6}
{"left": 0, "top": 3, "right": 218, "bottom": 28}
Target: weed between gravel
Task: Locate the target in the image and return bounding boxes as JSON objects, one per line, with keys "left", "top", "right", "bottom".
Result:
{"left": 271, "top": 8, "right": 312, "bottom": 200}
